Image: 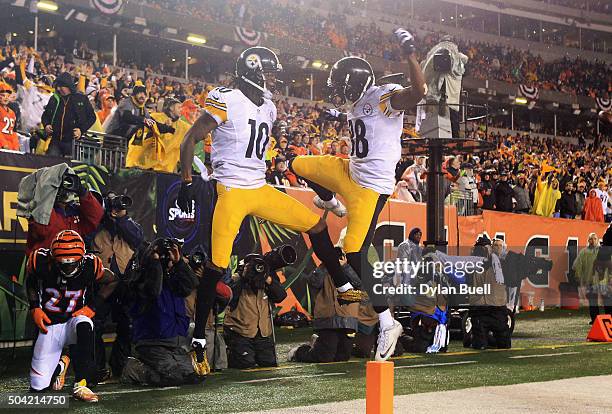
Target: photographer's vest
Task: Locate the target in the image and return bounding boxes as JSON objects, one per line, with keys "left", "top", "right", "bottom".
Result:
{"left": 469, "top": 267, "right": 507, "bottom": 307}
{"left": 93, "top": 228, "right": 135, "bottom": 275}
{"left": 224, "top": 288, "right": 272, "bottom": 339}
{"left": 313, "top": 274, "right": 359, "bottom": 331}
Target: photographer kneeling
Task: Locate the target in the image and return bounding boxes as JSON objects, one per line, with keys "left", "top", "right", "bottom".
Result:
{"left": 224, "top": 247, "right": 292, "bottom": 369}
{"left": 121, "top": 238, "right": 203, "bottom": 386}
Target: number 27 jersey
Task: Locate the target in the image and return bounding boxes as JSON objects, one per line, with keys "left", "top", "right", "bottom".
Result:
{"left": 348, "top": 83, "right": 404, "bottom": 195}
{"left": 204, "top": 87, "right": 277, "bottom": 189}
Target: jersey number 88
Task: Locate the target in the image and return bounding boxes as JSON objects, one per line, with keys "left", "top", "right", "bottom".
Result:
{"left": 349, "top": 119, "right": 368, "bottom": 159}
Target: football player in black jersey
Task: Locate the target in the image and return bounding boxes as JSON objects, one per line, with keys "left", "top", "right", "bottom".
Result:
{"left": 26, "top": 230, "right": 117, "bottom": 402}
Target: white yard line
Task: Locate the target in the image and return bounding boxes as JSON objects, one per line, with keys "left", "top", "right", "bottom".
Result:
{"left": 236, "top": 372, "right": 346, "bottom": 384}
{"left": 395, "top": 360, "right": 477, "bottom": 369}
{"left": 509, "top": 351, "right": 579, "bottom": 359}
{"left": 98, "top": 386, "right": 180, "bottom": 395}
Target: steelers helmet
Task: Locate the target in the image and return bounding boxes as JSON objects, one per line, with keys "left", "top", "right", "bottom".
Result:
{"left": 235, "top": 47, "right": 283, "bottom": 100}
{"left": 327, "top": 57, "right": 375, "bottom": 107}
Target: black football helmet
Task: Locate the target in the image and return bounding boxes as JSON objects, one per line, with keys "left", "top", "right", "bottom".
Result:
{"left": 235, "top": 46, "right": 283, "bottom": 100}
{"left": 327, "top": 57, "right": 375, "bottom": 107}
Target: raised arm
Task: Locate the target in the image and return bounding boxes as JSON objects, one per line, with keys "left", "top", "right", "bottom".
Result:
{"left": 390, "top": 29, "right": 426, "bottom": 111}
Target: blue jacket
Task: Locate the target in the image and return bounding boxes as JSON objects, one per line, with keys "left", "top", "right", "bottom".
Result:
{"left": 130, "top": 260, "right": 197, "bottom": 343}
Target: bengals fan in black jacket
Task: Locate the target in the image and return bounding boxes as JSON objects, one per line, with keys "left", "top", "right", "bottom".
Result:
{"left": 26, "top": 230, "right": 117, "bottom": 403}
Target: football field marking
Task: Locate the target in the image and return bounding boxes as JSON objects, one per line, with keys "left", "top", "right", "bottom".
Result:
{"left": 98, "top": 386, "right": 180, "bottom": 395}
{"left": 509, "top": 351, "right": 579, "bottom": 359}
{"left": 395, "top": 361, "right": 477, "bottom": 369}
{"left": 236, "top": 372, "right": 346, "bottom": 384}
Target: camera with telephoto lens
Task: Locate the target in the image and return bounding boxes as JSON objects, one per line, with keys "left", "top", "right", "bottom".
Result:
{"left": 433, "top": 49, "right": 452, "bottom": 73}
{"left": 105, "top": 194, "right": 133, "bottom": 212}
{"left": 242, "top": 245, "right": 297, "bottom": 291}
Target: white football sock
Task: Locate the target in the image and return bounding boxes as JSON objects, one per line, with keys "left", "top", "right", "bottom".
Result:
{"left": 337, "top": 282, "right": 354, "bottom": 293}
{"left": 191, "top": 337, "right": 206, "bottom": 348}
{"left": 378, "top": 309, "right": 394, "bottom": 330}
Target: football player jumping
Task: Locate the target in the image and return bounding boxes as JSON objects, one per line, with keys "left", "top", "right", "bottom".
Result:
{"left": 178, "top": 47, "right": 362, "bottom": 373}
{"left": 26, "top": 230, "right": 117, "bottom": 402}
{"left": 290, "top": 29, "right": 427, "bottom": 360}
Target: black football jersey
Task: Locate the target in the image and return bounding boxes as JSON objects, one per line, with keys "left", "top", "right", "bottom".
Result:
{"left": 27, "top": 249, "right": 105, "bottom": 325}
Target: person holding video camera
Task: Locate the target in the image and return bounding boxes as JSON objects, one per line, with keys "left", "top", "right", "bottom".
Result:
{"left": 223, "top": 247, "right": 293, "bottom": 369}
{"left": 121, "top": 238, "right": 202, "bottom": 386}
{"left": 91, "top": 192, "right": 144, "bottom": 381}
{"left": 24, "top": 167, "right": 104, "bottom": 255}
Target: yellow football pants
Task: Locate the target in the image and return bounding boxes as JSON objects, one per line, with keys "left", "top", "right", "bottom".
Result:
{"left": 211, "top": 182, "right": 320, "bottom": 268}
{"left": 292, "top": 155, "right": 385, "bottom": 254}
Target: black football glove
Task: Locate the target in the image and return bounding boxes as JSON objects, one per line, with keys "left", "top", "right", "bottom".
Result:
{"left": 319, "top": 108, "right": 346, "bottom": 122}
{"left": 177, "top": 181, "right": 195, "bottom": 214}
{"left": 394, "top": 28, "right": 416, "bottom": 56}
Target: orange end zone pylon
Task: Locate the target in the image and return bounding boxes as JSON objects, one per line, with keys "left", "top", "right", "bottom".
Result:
{"left": 366, "top": 361, "right": 394, "bottom": 414}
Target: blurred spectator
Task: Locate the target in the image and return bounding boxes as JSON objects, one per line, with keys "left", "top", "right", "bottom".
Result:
{"left": 479, "top": 170, "right": 496, "bottom": 210}
{"left": 583, "top": 189, "right": 605, "bottom": 222}
{"left": 41, "top": 72, "right": 96, "bottom": 157}
{"left": 575, "top": 181, "right": 587, "bottom": 218}
{"left": 266, "top": 157, "right": 299, "bottom": 187}
{"left": 557, "top": 181, "right": 577, "bottom": 219}
{"left": 0, "top": 82, "right": 19, "bottom": 150}
{"left": 513, "top": 174, "right": 532, "bottom": 214}
{"left": 573, "top": 233, "right": 611, "bottom": 325}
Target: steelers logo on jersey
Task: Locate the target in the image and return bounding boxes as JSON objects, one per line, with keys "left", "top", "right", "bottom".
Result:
{"left": 363, "top": 103, "right": 373, "bottom": 116}
{"left": 245, "top": 54, "right": 262, "bottom": 70}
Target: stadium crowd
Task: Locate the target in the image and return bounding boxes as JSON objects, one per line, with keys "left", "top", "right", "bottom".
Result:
{"left": 137, "top": 0, "right": 612, "bottom": 99}
{"left": 0, "top": 36, "right": 610, "bottom": 222}
{"left": 536, "top": 0, "right": 611, "bottom": 14}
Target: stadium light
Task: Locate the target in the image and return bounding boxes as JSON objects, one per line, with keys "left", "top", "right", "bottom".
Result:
{"left": 515, "top": 97, "right": 528, "bottom": 105}
{"left": 187, "top": 34, "right": 206, "bottom": 45}
{"left": 37, "top": 1, "right": 58, "bottom": 12}
{"left": 312, "top": 60, "right": 324, "bottom": 69}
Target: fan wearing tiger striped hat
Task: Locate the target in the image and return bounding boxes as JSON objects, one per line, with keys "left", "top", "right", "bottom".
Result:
{"left": 0, "top": 81, "right": 19, "bottom": 151}
{"left": 26, "top": 230, "right": 118, "bottom": 402}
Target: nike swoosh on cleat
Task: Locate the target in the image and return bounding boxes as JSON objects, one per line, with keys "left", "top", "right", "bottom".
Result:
{"left": 378, "top": 346, "right": 393, "bottom": 359}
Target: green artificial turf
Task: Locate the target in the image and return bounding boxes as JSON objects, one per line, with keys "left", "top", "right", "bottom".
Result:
{"left": 1, "top": 309, "right": 610, "bottom": 413}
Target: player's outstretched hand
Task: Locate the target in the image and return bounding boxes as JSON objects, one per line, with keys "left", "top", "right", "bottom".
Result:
{"left": 72, "top": 306, "right": 96, "bottom": 319}
{"left": 177, "top": 181, "right": 195, "bottom": 214}
{"left": 31, "top": 308, "right": 51, "bottom": 334}
{"left": 394, "top": 28, "right": 416, "bottom": 56}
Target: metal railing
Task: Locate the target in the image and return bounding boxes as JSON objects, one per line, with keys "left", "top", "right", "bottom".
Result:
{"left": 449, "top": 189, "right": 477, "bottom": 216}
{"left": 73, "top": 132, "right": 128, "bottom": 173}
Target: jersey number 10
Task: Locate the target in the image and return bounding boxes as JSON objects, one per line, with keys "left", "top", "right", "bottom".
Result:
{"left": 245, "top": 119, "right": 270, "bottom": 160}
{"left": 349, "top": 119, "right": 368, "bottom": 158}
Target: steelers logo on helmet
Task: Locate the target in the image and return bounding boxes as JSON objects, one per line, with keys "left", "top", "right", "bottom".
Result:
{"left": 245, "top": 54, "right": 262, "bottom": 70}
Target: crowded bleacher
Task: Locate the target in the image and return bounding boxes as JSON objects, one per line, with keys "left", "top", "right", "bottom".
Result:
{"left": 0, "top": 0, "right": 610, "bottom": 223}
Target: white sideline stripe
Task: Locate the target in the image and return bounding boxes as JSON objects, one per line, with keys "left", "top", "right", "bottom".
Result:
{"left": 236, "top": 372, "right": 346, "bottom": 384}
{"left": 509, "top": 352, "right": 580, "bottom": 359}
{"left": 395, "top": 361, "right": 477, "bottom": 369}
{"left": 98, "top": 386, "right": 180, "bottom": 395}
